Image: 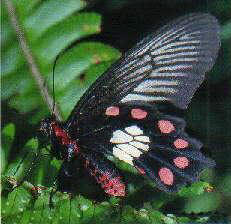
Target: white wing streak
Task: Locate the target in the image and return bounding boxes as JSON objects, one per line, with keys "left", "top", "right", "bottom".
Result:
{"left": 121, "top": 94, "right": 168, "bottom": 103}
{"left": 119, "top": 13, "right": 220, "bottom": 109}
{"left": 153, "top": 51, "right": 199, "bottom": 61}
{"left": 134, "top": 79, "right": 178, "bottom": 88}
{"left": 135, "top": 87, "right": 177, "bottom": 94}
{"left": 155, "top": 57, "right": 199, "bottom": 65}
{"left": 67, "top": 13, "right": 220, "bottom": 124}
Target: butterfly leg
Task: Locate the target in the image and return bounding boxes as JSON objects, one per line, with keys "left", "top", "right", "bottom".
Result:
{"left": 81, "top": 152, "right": 126, "bottom": 197}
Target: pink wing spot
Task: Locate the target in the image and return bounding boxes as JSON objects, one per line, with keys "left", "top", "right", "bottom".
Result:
{"left": 174, "top": 139, "right": 189, "bottom": 149}
{"left": 131, "top": 108, "right": 147, "bottom": 119}
{"left": 158, "top": 120, "right": 175, "bottom": 134}
{"left": 173, "top": 156, "right": 189, "bottom": 169}
{"left": 158, "top": 167, "right": 174, "bottom": 185}
{"left": 105, "top": 106, "right": 120, "bottom": 116}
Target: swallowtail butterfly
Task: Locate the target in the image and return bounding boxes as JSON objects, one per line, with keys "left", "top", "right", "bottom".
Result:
{"left": 40, "top": 13, "right": 220, "bottom": 196}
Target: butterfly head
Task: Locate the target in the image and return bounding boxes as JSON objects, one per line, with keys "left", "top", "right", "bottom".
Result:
{"left": 39, "top": 116, "right": 80, "bottom": 161}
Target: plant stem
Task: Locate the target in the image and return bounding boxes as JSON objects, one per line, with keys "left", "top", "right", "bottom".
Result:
{"left": 4, "top": 0, "right": 62, "bottom": 121}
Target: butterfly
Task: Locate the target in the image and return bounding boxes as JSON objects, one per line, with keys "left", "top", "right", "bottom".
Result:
{"left": 40, "top": 13, "right": 220, "bottom": 196}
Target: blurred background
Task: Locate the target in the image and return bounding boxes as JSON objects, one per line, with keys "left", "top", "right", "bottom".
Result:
{"left": 2, "top": 0, "right": 231, "bottom": 223}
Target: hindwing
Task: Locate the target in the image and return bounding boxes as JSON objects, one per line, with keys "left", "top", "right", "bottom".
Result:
{"left": 72, "top": 102, "right": 215, "bottom": 192}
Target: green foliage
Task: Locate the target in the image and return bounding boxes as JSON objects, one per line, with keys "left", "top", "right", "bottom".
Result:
{"left": 1, "top": 0, "right": 231, "bottom": 223}
{"left": 2, "top": 0, "right": 120, "bottom": 122}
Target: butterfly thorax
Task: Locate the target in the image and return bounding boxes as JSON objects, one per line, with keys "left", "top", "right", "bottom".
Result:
{"left": 40, "top": 117, "right": 80, "bottom": 161}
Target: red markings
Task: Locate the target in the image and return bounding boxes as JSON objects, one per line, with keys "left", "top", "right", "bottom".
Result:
{"left": 103, "top": 177, "right": 126, "bottom": 197}
{"left": 173, "top": 138, "right": 189, "bottom": 149}
{"left": 135, "top": 166, "right": 146, "bottom": 175}
{"left": 85, "top": 164, "right": 126, "bottom": 197}
{"left": 51, "top": 122, "right": 79, "bottom": 155}
{"left": 173, "top": 156, "right": 189, "bottom": 169}
{"left": 31, "top": 186, "right": 47, "bottom": 192}
{"left": 131, "top": 108, "right": 147, "bottom": 119}
{"left": 158, "top": 120, "right": 175, "bottom": 134}
{"left": 105, "top": 106, "right": 120, "bottom": 116}
{"left": 52, "top": 122, "right": 69, "bottom": 145}
{"left": 158, "top": 167, "right": 174, "bottom": 185}
{"left": 97, "top": 173, "right": 125, "bottom": 197}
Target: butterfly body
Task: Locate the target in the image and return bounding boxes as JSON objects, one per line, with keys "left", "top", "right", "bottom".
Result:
{"left": 40, "top": 13, "right": 220, "bottom": 196}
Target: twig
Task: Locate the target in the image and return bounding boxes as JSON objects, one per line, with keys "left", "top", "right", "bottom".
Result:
{"left": 4, "top": 0, "right": 62, "bottom": 121}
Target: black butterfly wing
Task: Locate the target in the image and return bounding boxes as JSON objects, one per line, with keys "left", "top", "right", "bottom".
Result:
{"left": 65, "top": 13, "right": 220, "bottom": 129}
{"left": 64, "top": 13, "right": 220, "bottom": 193}
{"left": 74, "top": 102, "right": 215, "bottom": 193}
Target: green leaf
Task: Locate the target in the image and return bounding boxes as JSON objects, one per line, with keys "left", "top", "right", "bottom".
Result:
{"left": 1, "top": 19, "right": 15, "bottom": 48}
{"left": 33, "top": 13, "right": 102, "bottom": 64}
{"left": 183, "top": 192, "right": 221, "bottom": 214}
{"left": 149, "top": 210, "right": 165, "bottom": 224}
{"left": 162, "top": 215, "right": 177, "bottom": 224}
{"left": 1, "top": 123, "right": 16, "bottom": 173}
{"left": 2, "top": 187, "right": 32, "bottom": 222}
{"left": 53, "top": 42, "right": 120, "bottom": 90}
{"left": 3, "top": 138, "right": 39, "bottom": 182}
{"left": 221, "top": 20, "right": 231, "bottom": 40}
{"left": 178, "top": 181, "right": 211, "bottom": 197}
{"left": 1, "top": 68, "right": 32, "bottom": 100}
{"left": 1, "top": 44, "right": 25, "bottom": 77}
{"left": 13, "top": 0, "right": 41, "bottom": 21}
{"left": 24, "top": 0, "right": 86, "bottom": 41}
{"left": 176, "top": 216, "right": 191, "bottom": 223}
{"left": 9, "top": 90, "right": 44, "bottom": 114}
{"left": 218, "top": 174, "right": 231, "bottom": 197}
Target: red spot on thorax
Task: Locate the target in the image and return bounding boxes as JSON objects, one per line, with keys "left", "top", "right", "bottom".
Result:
{"left": 158, "top": 120, "right": 175, "bottom": 134}
{"left": 105, "top": 106, "right": 120, "bottom": 116}
{"left": 51, "top": 122, "right": 79, "bottom": 155}
{"left": 173, "top": 156, "right": 189, "bottom": 169}
{"left": 158, "top": 167, "right": 174, "bottom": 185}
{"left": 173, "top": 139, "right": 189, "bottom": 149}
{"left": 52, "top": 123, "right": 69, "bottom": 145}
{"left": 131, "top": 108, "right": 147, "bottom": 119}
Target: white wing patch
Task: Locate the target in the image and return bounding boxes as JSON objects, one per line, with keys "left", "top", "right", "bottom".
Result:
{"left": 125, "top": 125, "right": 143, "bottom": 135}
{"left": 134, "top": 135, "right": 150, "bottom": 143}
{"left": 111, "top": 125, "right": 150, "bottom": 166}
{"left": 112, "top": 147, "right": 134, "bottom": 166}
{"left": 110, "top": 130, "right": 133, "bottom": 143}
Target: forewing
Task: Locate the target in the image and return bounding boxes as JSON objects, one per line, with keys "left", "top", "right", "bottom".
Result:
{"left": 66, "top": 13, "right": 220, "bottom": 128}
